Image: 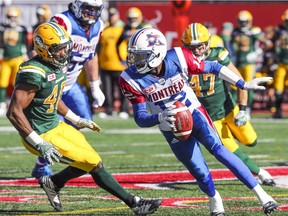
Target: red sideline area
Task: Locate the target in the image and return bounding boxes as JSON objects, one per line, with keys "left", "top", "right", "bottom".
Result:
{"left": 0, "top": 167, "right": 287, "bottom": 188}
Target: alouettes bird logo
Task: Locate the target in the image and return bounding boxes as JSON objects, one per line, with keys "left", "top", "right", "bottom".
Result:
{"left": 146, "top": 34, "right": 165, "bottom": 47}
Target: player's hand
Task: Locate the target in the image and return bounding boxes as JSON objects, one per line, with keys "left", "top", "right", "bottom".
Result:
{"left": 244, "top": 77, "right": 273, "bottom": 90}
{"left": 76, "top": 118, "right": 101, "bottom": 132}
{"left": 158, "top": 105, "right": 177, "bottom": 129}
{"left": 90, "top": 80, "right": 105, "bottom": 108}
{"left": 234, "top": 110, "right": 247, "bottom": 126}
{"left": 36, "top": 141, "right": 62, "bottom": 165}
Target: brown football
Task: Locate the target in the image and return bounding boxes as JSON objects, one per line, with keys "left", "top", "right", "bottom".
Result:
{"left": 172, "top": 101, "right": 193, "bottom": 141}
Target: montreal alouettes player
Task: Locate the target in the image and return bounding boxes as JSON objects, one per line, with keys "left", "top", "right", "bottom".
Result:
{"left": 119, "top": 27, "right": 277, "bottom": 216}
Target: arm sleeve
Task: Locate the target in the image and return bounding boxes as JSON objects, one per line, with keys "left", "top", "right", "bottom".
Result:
{"left": 204, "top": 60, "right": 245, "bottom": 89}
{"left": 132, "top": 103, "right": 160, "bottom": 128}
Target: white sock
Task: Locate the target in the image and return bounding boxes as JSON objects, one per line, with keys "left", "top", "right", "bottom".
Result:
{"left": 252, "top": 184, "right": 275, "bottom": 206}
{"left": 258, "top": 169, "right": 273, "bottom": 182}
{"left": 209, "top": 190, "right": 225, "bottom": 213}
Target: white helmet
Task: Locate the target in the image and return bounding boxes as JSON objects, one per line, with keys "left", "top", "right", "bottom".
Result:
{"left": 127, "top": 28, "right": 167, "bottom": 74}
{"left": 70, "top": 0, "right": 103, "bottom": 25}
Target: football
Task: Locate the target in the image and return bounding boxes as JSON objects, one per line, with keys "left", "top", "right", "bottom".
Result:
{"left": 172, "top": 101, "right": 193, "bottom": 141}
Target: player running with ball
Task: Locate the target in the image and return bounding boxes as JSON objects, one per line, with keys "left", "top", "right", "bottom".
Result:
{"left": 119, "top": 27, "right": 278, "bottom": 216}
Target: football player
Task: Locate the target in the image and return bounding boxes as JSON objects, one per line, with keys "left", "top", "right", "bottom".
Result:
{"left": 31, "top": 0, "right": 106, "bottom": 179}
{"left": 273, "top": 8, "right": 288, "bottom": 118}
{"left": 0, "top": 6, "right": 29, "bottom": 116}
{"left": 6, "top": 22, "right": 162, "bottom": 215}
{"left": 115, "top": 7, "right": 152, "bottom": 62}
{"left": 231, "top": 10, "right": 267, "bottom": 119}
{"left": 183, "top": 22, "right": 276, "bottom": 186}
{"left": 119, "top": 27, "right": 278, "bottom": 216}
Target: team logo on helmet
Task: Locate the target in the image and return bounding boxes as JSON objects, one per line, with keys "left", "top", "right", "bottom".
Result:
{"left": 34, "top": 35, "right": 45, "bottom": 49}
{"left": 147, "top": 34, "right": 165, "bottom": 47}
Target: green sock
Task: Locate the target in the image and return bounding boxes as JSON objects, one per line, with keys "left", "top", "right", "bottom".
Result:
{"left": 0, "top": 88, "right": 7, "bottom": 102}
{"left": 90, "top": 166, "right": 133, "bottom": 206}
{"left": 248, "top": 90, "right": 254, "bottom": 107}
{"left": 233, "top": 148, "right": 260, "bottom": 175}
{"left": 51, "top": 166, "right": 86, "bottom": 188}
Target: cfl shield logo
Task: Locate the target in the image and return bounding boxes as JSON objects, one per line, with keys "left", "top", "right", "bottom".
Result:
{"left": 146, "top": 34, "right": 165, "bottom": 47}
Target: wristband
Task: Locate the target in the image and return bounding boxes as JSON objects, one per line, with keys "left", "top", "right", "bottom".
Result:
{"left": 235, "top": 79, "right": 245, "bottom": 90}
{"left": 64, "top": 109, "right": 80, "bottom": 124}
{"left": 239, "top": 104, "right": 247, "bottom": 111}
{"left": 26, "top": 131, "right": 43, "bottom": 146}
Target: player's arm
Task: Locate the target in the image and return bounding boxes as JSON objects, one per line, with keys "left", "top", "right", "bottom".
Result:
{"left": 226, "top": 62, "right": 249, "bottom": 126}
{"left": 6, "top": 83, "right": 37, "bottom": 137}
{"left": 203, "top": 60, "right": 272, "bottom": 90}
{"left": 84, "top": 55, "right": 105, "bottom": 108}
{"left": 58, "top": 99, "right": 101, "bottom": 132}
{"left": 226, "top": 62, "right": 248, "bottom": 106}
{"left": 119, "top": 76, "right": 174, "bottom": 128}
{"left": 7, "top": 82, "right": 62, "bottom": 164}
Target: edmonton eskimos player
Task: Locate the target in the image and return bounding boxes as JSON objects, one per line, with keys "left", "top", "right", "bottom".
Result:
{"left": 182, "top": 22, "right": 275, "bottom": 186}
{"left": 31, "top": 0, "right": 106, "bottom": 179}
{"left": 6, "top": 22, "right": 162, "bottom": 215}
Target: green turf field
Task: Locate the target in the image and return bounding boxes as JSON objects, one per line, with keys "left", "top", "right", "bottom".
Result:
{"left": 0, "top": 114, "right": 287, "bottom": 215}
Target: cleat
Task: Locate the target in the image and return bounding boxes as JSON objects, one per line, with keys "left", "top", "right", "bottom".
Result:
{"left": 31, "top": 164, "right": 53, "bottom": 179}
{"left": 39, "top": 176, "right": 62, "bottom": 212}
{"left": 262, "top": 179, "right": 276, "bottom": 186}
{"left": 263, "top": 201, "right": 278, "bottom": 215}
{"left": 131, "top": 196, "right": 162, "bottom": 215}
{"left": 211, "top": 212, "right": 226, "bottom": 216}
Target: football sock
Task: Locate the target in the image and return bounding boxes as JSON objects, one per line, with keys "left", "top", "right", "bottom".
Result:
{"left": 248, "top": 91, "right": 254, "bottom": 108}
{"left": 51, "top": 166, "right": 86, "bottom": 188}
{"left": 233, "top": 148, "right": 260, "bottom": 175}
{"left": 0, "top": 88, "right": 7, "bottom": 102}
{"left": 208, "top": 190, "right": 224, "bottom": 213}
{"left": 252, "top": 184, "right": 274, "bottom": 205}
{"left": 90, "top": 166, "right": 132, "bottom": 206}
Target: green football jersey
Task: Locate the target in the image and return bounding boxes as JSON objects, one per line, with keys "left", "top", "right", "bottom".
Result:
{"left": 15, "top": 56, "right": 67, "bottom": 134}
{"left": 190, "top": 47, "right": 236, "bottom": 121}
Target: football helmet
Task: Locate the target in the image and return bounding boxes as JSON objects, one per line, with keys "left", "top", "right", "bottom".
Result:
{"left": 33, "top": 22, "right": 72, "bottom": 67}
{"left": 237, "top": 10, "right": 253, "bottom": 31}
{"left": 181, "top": 23, "right": 211, "bottom": 60}
{"left": 127, "top": 7, "right": 143, "bottom": 28}
{"left": 36, "top": 4, "right": 51, "bottom": 22}
{"left": 6, "top": 6, "right": 20, "bottom": 27}
{"left": 127, "top": 28, "right": 167, "bottom": 74}
{"left": 70, "top": 0, "right": 103, "bottom": 25}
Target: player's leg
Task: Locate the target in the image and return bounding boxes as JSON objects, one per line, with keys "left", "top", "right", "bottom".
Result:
{"left": 193, "top": 106, "right": 278, "bottom": 213}
{"left": 273, "top": 63, "right": 287, "bottom": 118}
{"left": 99, "top": 70, "right": 115, "bottom": 117}
{"left": 227, "top": 106, "right": 275, "bottom": 185}
{"left": 38, "top": 122, "right": 162, "bottom": 214}
{"left": 241, "top": 64, "right": 256, "bottom": 119}
{"left": 163, "top": 130, "right": 225, "bottom": 215}
{"left": 0, "top": 60, "right": 12, "bottom": 116}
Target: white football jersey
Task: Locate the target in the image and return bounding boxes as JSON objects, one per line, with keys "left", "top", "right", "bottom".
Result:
{"left": 51, "top": 11, "right": 104, "bottom": 92}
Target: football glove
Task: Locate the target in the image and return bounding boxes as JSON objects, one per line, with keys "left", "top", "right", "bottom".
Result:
{"left": 36, "top": 140, "right": 62, "bottom": 165}
{"left": 75, "top": 118, "right": 101, "bottom": 132}
{"left": 158, "top": 105, "right": 177, "bottom": 130}
{"left": 90, "top": 80, "right": 105, "bottom": 108}
{"left": 64, "top": 109, "right": 101, "bottom": 132}
{"left": 244, "top": 77, "right": 273, "bottom": 90}
{"left": 234, "top": 110, "right": 247, "bottom": 126}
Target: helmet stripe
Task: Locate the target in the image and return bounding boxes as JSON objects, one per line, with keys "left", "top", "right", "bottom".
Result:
{"left": 192, "top": 23, "right": 197, "bottom": 41}
{"left": 47, "top": 22, "right": 67, "bottom": 38}
{"left": 130, "top": 28, "right": 146, "bottom": 46}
